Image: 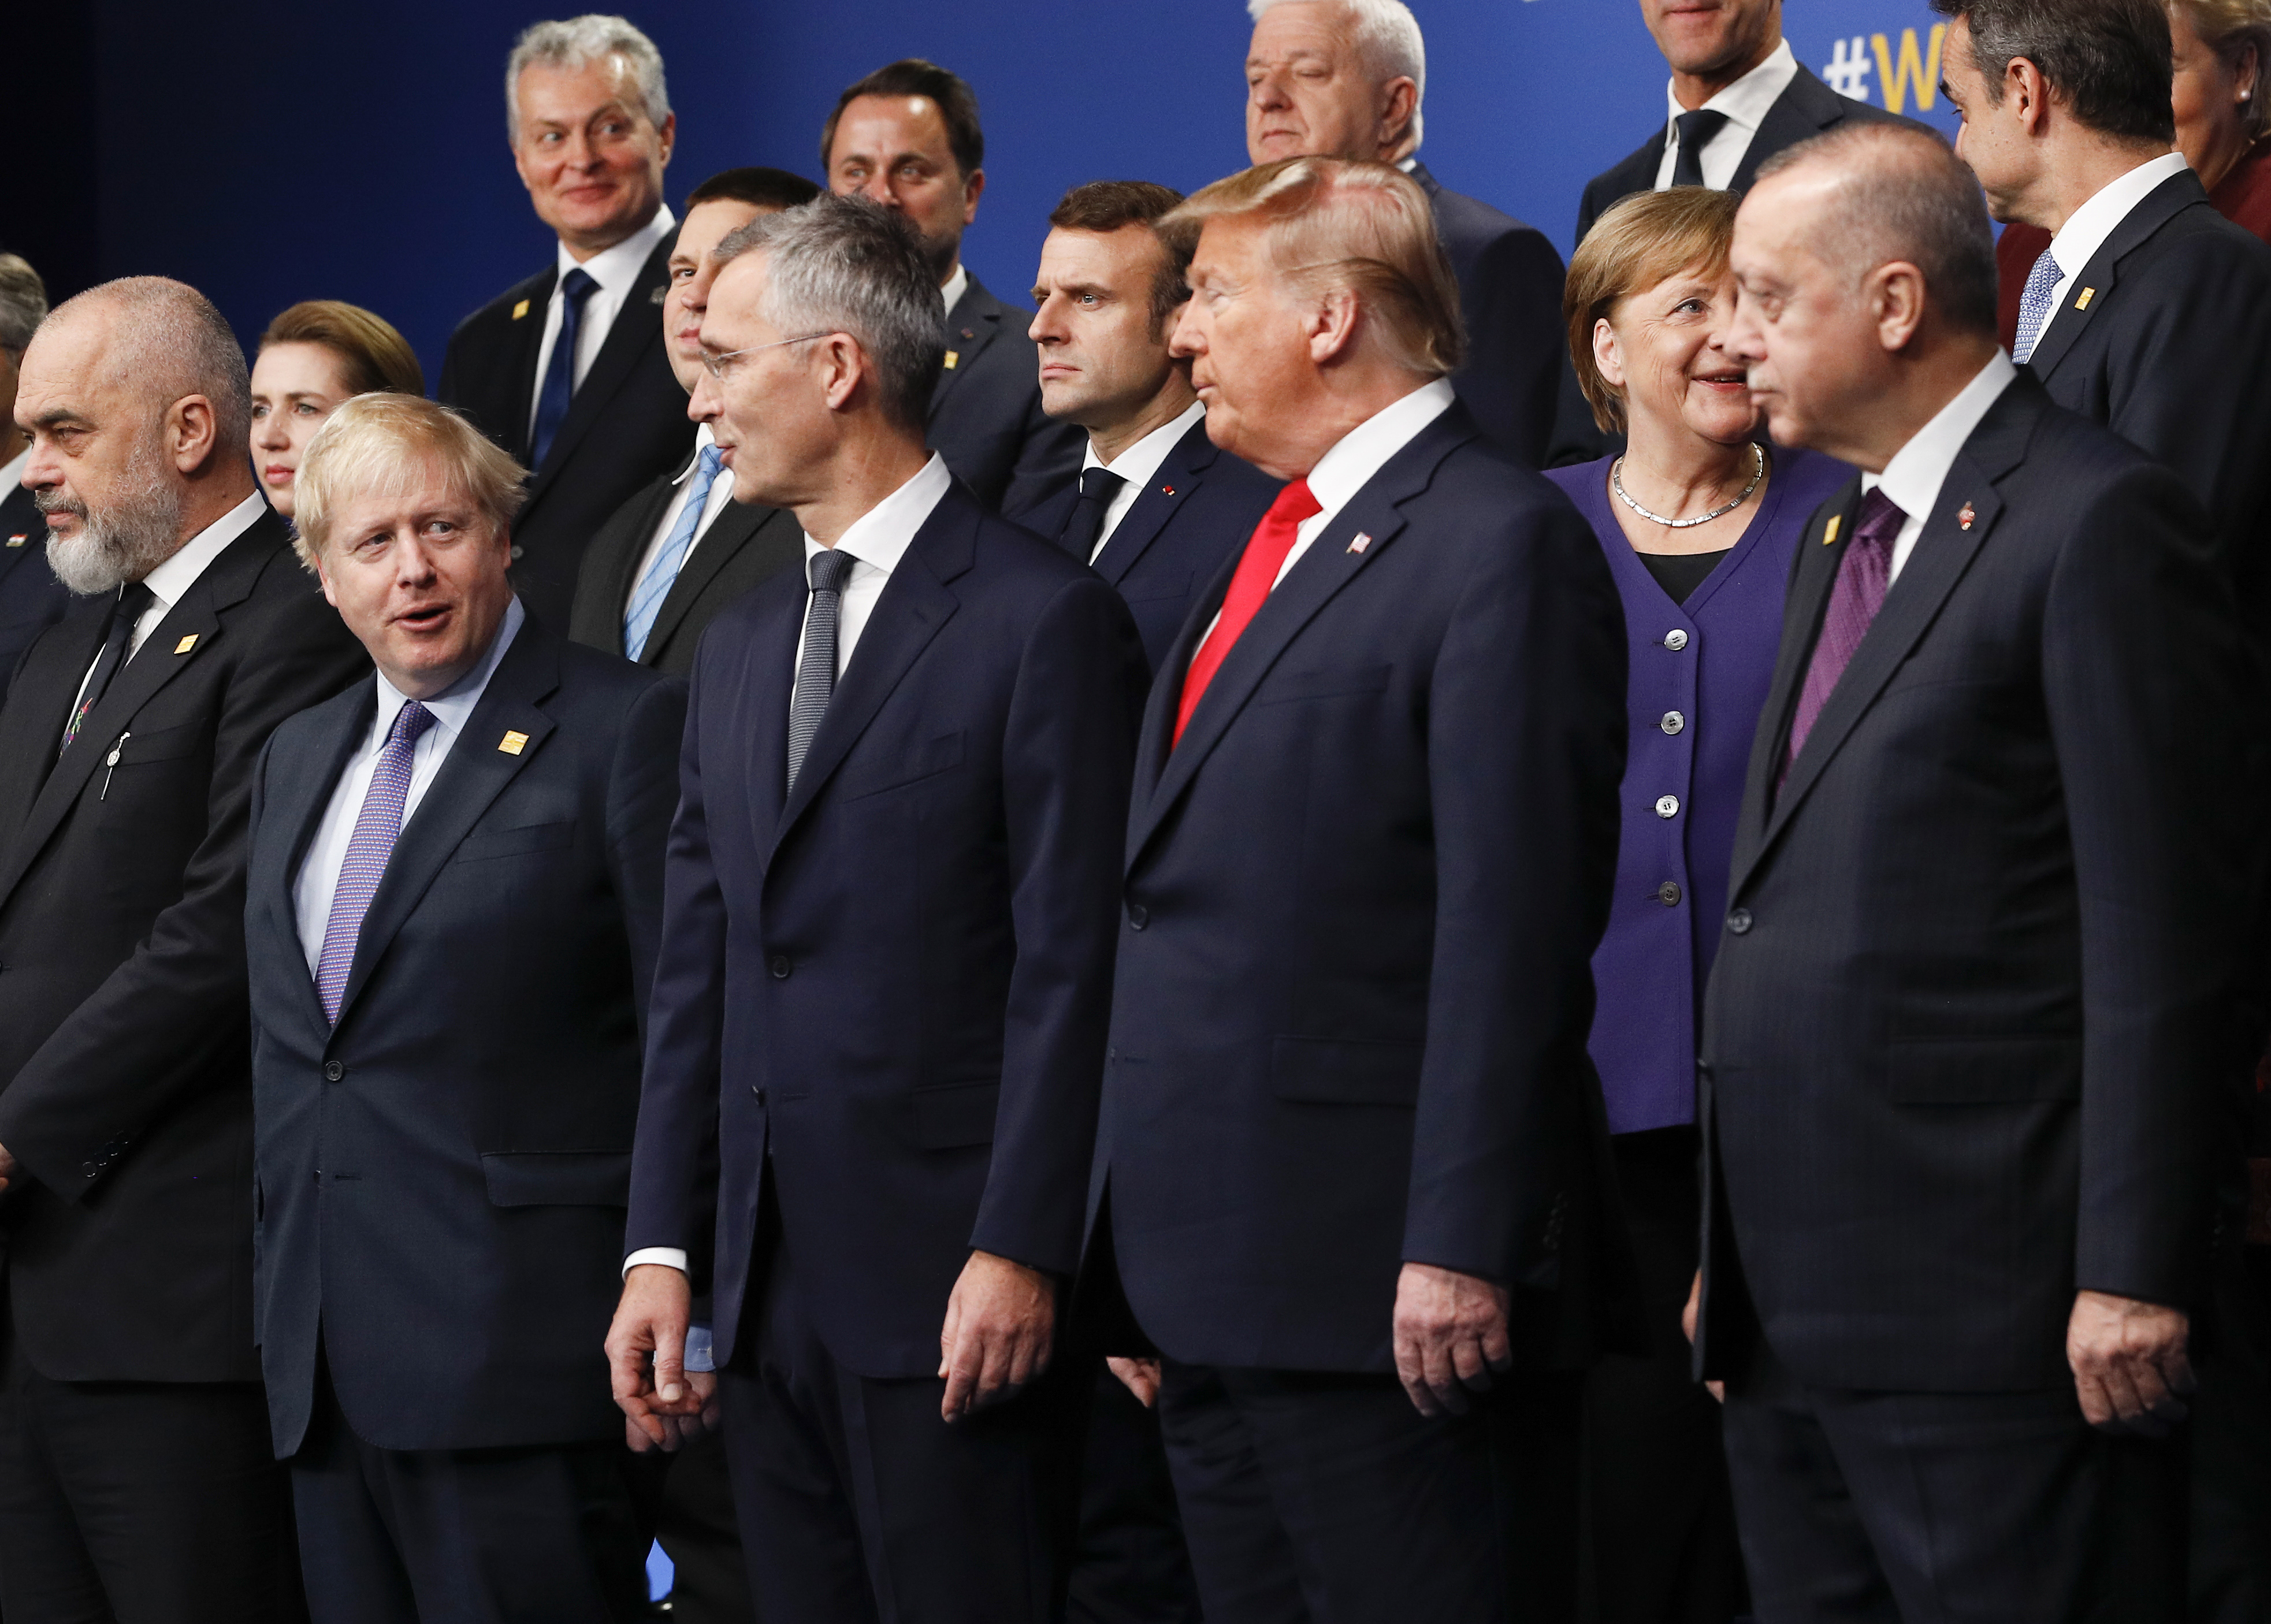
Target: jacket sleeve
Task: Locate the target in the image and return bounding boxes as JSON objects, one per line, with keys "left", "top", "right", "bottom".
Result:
{"left": 1400, "top": 494, "right": 1629, "bottom": 1287}
{"left": 968, "top": 574, "right": 1147, "bottom": 1275}
{"left": 0, "top": 581, "right": 366, "bottom": 1200}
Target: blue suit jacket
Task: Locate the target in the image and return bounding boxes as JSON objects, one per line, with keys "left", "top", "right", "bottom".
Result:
{"left": 1095, "top": 400, "right": 1633, "bottom": 1374}
{"left": 625, "top": 483, "right": 1147, "bottom": 1377}
{"left": 246, "top": 622, "right": 686, "bottom": 1454}
{"left": 1018, "top": 417, "right": 1282, "bottom": 672}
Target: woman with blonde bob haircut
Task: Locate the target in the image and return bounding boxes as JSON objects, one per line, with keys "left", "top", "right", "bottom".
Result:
{"left": 292, "top": 393, "right": 526, "bottom": 571}
{"left": 1545, "top": 187, "right": 1848, "bottom": 1624}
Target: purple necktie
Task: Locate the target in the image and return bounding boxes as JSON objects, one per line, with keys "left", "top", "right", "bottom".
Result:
{"left": 1784, "top": 488, "right": 1906, "bottom": 776}
{"left": 315, "top": 700, "right": 434, "bottom": 1025}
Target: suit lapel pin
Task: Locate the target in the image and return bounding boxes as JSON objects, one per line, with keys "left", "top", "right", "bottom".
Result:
{"left": 498, "top": 730, "right": 529, "bottom": 756}
{"left": 2075, "top": 287, "right": 2096, "bottom": 310}
{"left": 943, "top": 351, "right": 959, "bottom": 370}
{"left": 1347, "top": 532, "right": 1373, "bottom": 555}
{"left": 1958, "top": 501, "right": 1976, "bottom": 531}
{"left": 172, "top": 634, "right": 198, "bottom": 655}
{"left": 1160, "top": 484, "right": 1176, "bottom": 497}
{"left": 511, "top": 299, "right": 531, "bottom": 321}
{"left": 5, "top": 534, "right": 24, "bottom": 548}
{"left": 961, "top": 328, "right": 975, "bottom": 340}
{"left": 649, "top": 285, "right": 667, "bottom": 305}
{"left": 1823, "top": 514, "right": 1842, "bottom": 546}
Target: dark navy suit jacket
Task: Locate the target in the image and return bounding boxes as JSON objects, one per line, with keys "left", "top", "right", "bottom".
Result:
{"left": 930, "top": 273, "right": 1086, "bottom": 522}
{"left": 246, "top": 622, "right": 685, "bottom": 1454}
{"left": 624, "top": 482, "right": 1146, "bottom": 1377}
{"left": 1018, "top": 417, "right": 1282, "bottom": 672}
{"left": 1094, "top": 399, "right": 1633, "bottom": 1374}
{"left": 0, "top": 483, "right": 68, "bottom": 701}
{"left": 1698, "top": 378, "right": 2247, "bottom": 1392}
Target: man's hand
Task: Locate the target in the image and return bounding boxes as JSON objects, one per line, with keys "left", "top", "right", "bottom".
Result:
{"left": 0, "top": 1141, "right": 17, "bottom": 1194}
{"left": 607, "top": 1263, "right": 705, "bottom": 1450}
{"left": 1682, "top": 1270, "right": 1723, "bottom": 1403}
{"left": 938, "top": 1251, "right": 1056, "bottom": 1423}
{"left": 622, "top": 1373, "right": 719, "bottom": 1454}
{"left": 1108, "top": 1357, "right": 1162, "bottom": 1408}
{"left": 1392, "top": 1262, "right": 1511, "bottom": 1417}
{"left": 2068, "top": 1289, "right": 2194, "bottom": 1436}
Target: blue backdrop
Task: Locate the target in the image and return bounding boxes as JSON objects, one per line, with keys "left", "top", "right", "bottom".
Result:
{"left": 44, "top": 1, "right": 1962, "bottom": 385}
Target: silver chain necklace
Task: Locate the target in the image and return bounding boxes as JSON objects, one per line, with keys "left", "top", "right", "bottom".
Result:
{"left": 1610, "top": 442, "right": 1764, "bottom": 529}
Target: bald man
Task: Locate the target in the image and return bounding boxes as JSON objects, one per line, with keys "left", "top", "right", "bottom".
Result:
{"left": 0, "top": 277, "right": 365, "bottom": 1622}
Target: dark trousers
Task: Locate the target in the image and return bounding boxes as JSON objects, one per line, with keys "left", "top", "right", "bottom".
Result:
{"left": 651, "top": 1425, "right": 756, "bottom": 1624}
{"left": 1581, "top": 1128, "right": 1745, "bottom": 1624}
{"left": 1721, "top": 1332, "right": 2187, "bottom": 1624}
{"left": 719, "top": 1210, "right": 1085, "bottom": 1624}
{"left": 1155, "top": 1358, "right": 1584, "bottom": 1624}
{"left": 288, "top": 1361, "right": 648, "bottom": 1624}
{"left": 1068, "top": 1365, "right": 1203, "bottom": 1624}
{"left": 0, "top": 1318, "right": 306, "bottom": 1624}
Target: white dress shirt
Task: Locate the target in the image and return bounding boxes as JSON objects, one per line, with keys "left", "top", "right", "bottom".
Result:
{"left": 1864, "top": 351, "right": 2017, "bottom": 583}
{"left": 1080, "top": 399, "right": 1206, "bottom": 562}
{"left": 940, "top": 261, "right": 970, "bottom": 317}
{"left": 65, "top": 489, "right": 269, "bottom": 743}
{"left": 291, "top": 598, "right": 527, "bottom": 972}
{"left": 622, "top": 457, "right": 953, "bottom": 1284}
{"left": 0, "top": 446, "right": 30, "bottom": 510}
{"left": 2024, "top": 151, "right": 2191, "bottom": 353}
{"left": 627, "top": 424, "right": 738, "bottom": 595}
{"left": 527, "top": 206, "right": 678, "bottom": 444}
{"left": 1653, "top": 38, "right": 1800, "bottom": 192}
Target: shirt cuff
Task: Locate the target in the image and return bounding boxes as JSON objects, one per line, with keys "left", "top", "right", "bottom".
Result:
{"left": 623, "top": 1247, "right": 689, "bottom": 1278}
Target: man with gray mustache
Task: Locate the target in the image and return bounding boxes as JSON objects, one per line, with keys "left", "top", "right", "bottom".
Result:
{"left": 0, "top": 275, "right": 363, "bottom": 1623}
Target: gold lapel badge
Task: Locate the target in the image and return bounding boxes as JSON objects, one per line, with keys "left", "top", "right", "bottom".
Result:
{"left": 1823, "top": 514, "right": 1842, "bottom": 546}
{"left": 1958, "top": 502, "right": 1976, "bottom": 530}
{"left": 499, "top": 730, "right": 530, "bottom": 756}
{"left": 512, "top": 299, "right": 531, "bottom": 320}
{"left": 1347, "top": 532, "right": 1373, "bottom": 555}
{"left": 173, "top": 634, "right": 199, "bottom": 655}
{"left": 2075, "top": 287, "right": 2096, "bottom": 309}
{"left": 943, "top": 351, "right": 960, "bottom": 370}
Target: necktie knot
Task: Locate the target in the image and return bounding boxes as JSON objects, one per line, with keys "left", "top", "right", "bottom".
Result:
{"left": 388, "top": 699, "right": 435, "bottom": 750}
{"left": 1852, "top": 486, "right": 1908, "bottom": 553}
{"left": 1671, "top": 109, "right": 1732, "bottom": 187}
{"left": 1081, "top": 466, "right": 1127, "bottom": 504}
{"left": 560, "top": 266, "right": 599, "bottom": 308}
{"left": 1268, "top": 479, "right": 1323, "bottom": 529}
{"left": 808, "top": 547, "right": 856, "bottom": 596}
{"left": 2012, "top": 246, "right": 2063, "bottom": 366}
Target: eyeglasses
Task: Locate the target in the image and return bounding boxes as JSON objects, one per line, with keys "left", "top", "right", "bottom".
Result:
{"left": 699, "top": 332, "right": 834, "bottom": 381}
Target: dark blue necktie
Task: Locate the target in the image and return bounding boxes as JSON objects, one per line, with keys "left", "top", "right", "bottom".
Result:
{"left": 531, "top": 267, "right": 599, "bottom": 469}
{"left": 1670, "top": 109, "right": 1730, "bottom": 188}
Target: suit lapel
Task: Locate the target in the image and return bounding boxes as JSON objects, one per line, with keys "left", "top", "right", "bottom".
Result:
{"left": 599, "top": 456, "right": 694, "bottom": 653}
{"left": 644, "top": 503, "right": 796, "bottom": 664}
{"left": 1730, "top": 68, "right": 1842, "bottom": 194}
{"left": 2022, "top": 171, "right": 2207, "bottom": 384}
{"left": 767, "top": 494, "right": 972, "bottom": 861}
{"left": 929, "top": 277, "right": 1008, "bottom": 419}
{"left": 530, "top": 232, "right": 677, "bottom": 490}
{"left": 0, "top": 602, "right": 106, "bottom": 854}
{"left": 328, "top": 630, "right": 561, "bottom": 1032}
{"left": 499, "top": 267, "right": 557, "bottom": 463}
{"left": 1090, "top": 419, "right": 1219, "bottom": 588}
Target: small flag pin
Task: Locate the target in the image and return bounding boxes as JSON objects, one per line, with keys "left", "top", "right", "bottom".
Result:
{"left": 1347, "top": 532, "right": 1373, "bottom": 554}
{"left": 499, "top": 730, "right": 529, "bottom": 756}
{"left": 173, "top": 634, "right": 198, "bottom": 655}
{"left": 1823, "top": 514, "right": 1842, "bottom": 545}
{"left": 1958, "top": 501, "right": 1976, "bottom": 530}
{"left": 1160, "top": 484, "right": 1176, "bottom": 497}
{"left": 5, "top": 534, "right": 24, "bottom": 548}
{"left": 511, "top": 299, "right": 531, "bottom": 320}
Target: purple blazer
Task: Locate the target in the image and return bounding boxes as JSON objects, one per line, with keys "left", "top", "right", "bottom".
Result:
{"left": 1548, "top": 447, "right": 1850, "bottom": 1134}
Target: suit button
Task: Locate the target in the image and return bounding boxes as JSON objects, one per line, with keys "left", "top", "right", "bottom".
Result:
{"left": 1127, "top": 904, "right": 1148, "bottom": 930}
{"left": 1657, "top": 881, "right": 1682, "bottom": 906}
{"left": 324, "top": 1061, "right": 345, "bottom": 1082}
{"left": 81, "top": 1162, "right": 97, "bottom": 1179}
{"left": 509, "top": 544, "right": 525, "bottom": 560}
{"left": 752, "top": 1086, "right": 767, "bottom": 1104}
{"left": 1655, "top": 795, "right": 1680, "bottom": 819}
{"left": 769, "top": 955, "right": 792, "bottom": 979}
{"left": 1726, "top": 908, "right": 1753, "bottom": 935}
{"left": 1660, "top": 711, "right": 1685, "bottom": 735}
{"left": 1663, "top": 629, "right": 1689, "bottom": 651}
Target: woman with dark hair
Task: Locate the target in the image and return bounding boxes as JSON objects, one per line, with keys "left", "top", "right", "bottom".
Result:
{"left": 250, "top": 300, "right": 424, "bottom": 521}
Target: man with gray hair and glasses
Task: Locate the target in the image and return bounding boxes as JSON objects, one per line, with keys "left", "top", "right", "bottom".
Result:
{"left": 438, "top": 13, "right": 693, "bottom": 629}
{"left": 607, "top": 194, "right": 1144, "bottom": 1623}
{"left": 0, "top": 253, "right": 69, "bottom": 697}
{"left": 0, "top": 275, "right": 365, "bottom": 1622}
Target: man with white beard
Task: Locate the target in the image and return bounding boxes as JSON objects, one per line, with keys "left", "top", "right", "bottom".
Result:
{"left": 0, "top": 276, "right": 363, "bottom": 1623}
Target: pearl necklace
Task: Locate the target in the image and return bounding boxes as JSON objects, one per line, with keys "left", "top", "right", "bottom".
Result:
{"left": 1611, "top": 442, "right": 1764, "bottom": 529}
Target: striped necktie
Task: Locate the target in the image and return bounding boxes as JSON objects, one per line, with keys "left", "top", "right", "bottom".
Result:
{"left": 625, "top": 444, "right": 725, "bottom": 660}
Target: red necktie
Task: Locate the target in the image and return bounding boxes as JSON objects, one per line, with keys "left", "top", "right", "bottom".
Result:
{"left": 1174, "top": 480, "right": 1323, "bottom": 746}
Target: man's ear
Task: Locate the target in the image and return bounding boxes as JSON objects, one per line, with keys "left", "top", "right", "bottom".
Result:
{"left": 1871, "top": 261, "right": 1929, "bottom": 354}
{"left": 819, "top": 333, "right": 867, "bottom": 412}
{"left": 961, "top": 166, "right": 986, "bottom": 226}
{"left": 1378, "top": 77, "right": 1419, "bottom": 160}
{"left": 168, "top": 395, "right": 220, "bottom": 477}
{"left": 1308, "top": 287, "right": 1362, "bottom": 365}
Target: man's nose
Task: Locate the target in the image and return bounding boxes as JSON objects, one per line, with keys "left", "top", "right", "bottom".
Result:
{"left": 1168, "top": 309, "right": 1202, "bottom": 358}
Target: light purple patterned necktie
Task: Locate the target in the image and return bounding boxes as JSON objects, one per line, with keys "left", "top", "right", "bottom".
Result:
{"left": 315, "top": 700, "right": 434, "bottom": 1024}
{"left": 1783, "top": 488, "right": 1906, "bottom": 779}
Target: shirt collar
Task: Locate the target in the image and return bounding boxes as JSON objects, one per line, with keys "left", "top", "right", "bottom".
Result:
{"left": 940, "top": 262, "right": 971, "bottom": 316}
{"left": 1665, "top": 37, "right": 1798, "bottom": 139}
{"left": 2046, "top": 150, "right": 2191, "bottom": 279}
{"left": 1082, "top": 399, "right": 1206, "bottom": 486}
{"left": 1303, "top": 377, "right": 1456, "bottom": 516}
{"left": 371, "top": 595, "right": 526, "bottom": 746}
{"left": 555, "top": 203, "right": 677, "bottom": 298}
{"left": 1863, "top": 351, "right": 2018, "bottom": 519}
{"left": 140, "top": 488, "right": 269, "bottom": 614}
{"left": 672, "top": 422, "right": 719, "bottom": 486}
{"left": 801, "top": 454, "right": 954, "bottom": 579}
{"left": 0, "top": 445, "right": 29, "bottom": 496}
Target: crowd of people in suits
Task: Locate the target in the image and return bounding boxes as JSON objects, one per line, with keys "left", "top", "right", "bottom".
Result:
{"left": 0, "top": 0, "right": 2269, "bottom": 1620}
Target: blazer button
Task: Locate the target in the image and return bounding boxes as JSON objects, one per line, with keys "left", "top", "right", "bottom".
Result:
{"left": 1127, "top": 903, "right": 1148, "bottom": 930}
{"left": 324, "top": 1061, "right": 345, "bottom": 1083}
{"left": 81, "top": 1161, "right": 98, "bottom": 1179}
{"left": 769, "top": 954, "right": 793, "bottom": 979}
{"left": 1657, "top": 881, "right": 1682, "bottom": 906}
{"left": 1663, "top": 629, "right": 1689, "bottom": 651}
{"left": 1655, "top": 794, "right": 1680, "bottom": 819}
{"left": 1660, "top": 711, "right": 1685, "bottom": 735}
{"left": 1726, "top": 908, "right": 1753, "bottom": 935}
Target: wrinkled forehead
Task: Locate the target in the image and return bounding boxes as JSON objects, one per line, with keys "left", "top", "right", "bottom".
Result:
{"left": 1248, "top": 1, "right": 1361, "bottom": 67}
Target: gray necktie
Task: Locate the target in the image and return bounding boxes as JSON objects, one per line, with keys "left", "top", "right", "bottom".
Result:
{"left": 786, "top": 548, "right": 856, "bottom": 790}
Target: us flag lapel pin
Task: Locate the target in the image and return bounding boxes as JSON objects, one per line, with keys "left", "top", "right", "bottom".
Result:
{"left": 1347, "top": 532, "right": 1373, "bottom": 555}
{"left": 1958, "top": 502, "right": 1976, "bottom": 531}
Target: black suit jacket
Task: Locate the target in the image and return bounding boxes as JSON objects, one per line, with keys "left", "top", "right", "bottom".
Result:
{"left": 1697, "top": 377, "right": 2247, "bottom": 1393}
{"left": 0, "top": 483, "right": 69, "bottom": 700}
{"left": 1094, "top": 400, "right": 1633, "bottom": 1374}
{"left": 437, "top": 232, "right": 696, "bottom": 630}
{"left": 246, "top": 621, "right": 684, "bottom": 1455}
{"left": 1575, "top": 65, "right": 1927, "bottom": 242}
{"left": 0, "top": 507, "right": 366, "bottom": 1382}
{"left": 1017, "top": 417, "right": 1282, "bottom": 672}
{"left": 2019, "top": 169, "right": 2271, "bottom": 620}
{"left": 567, "top": 445, "right": 806, "bottom": 678}
{"left": 1408, "top": 162, "right": 1567, "bottom": 469}
{"left": 930, "top": 273, "right": 1086, "bottom": 522}
{"left": 625, "top": 484, "right": 1146, "bottom": 1376}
